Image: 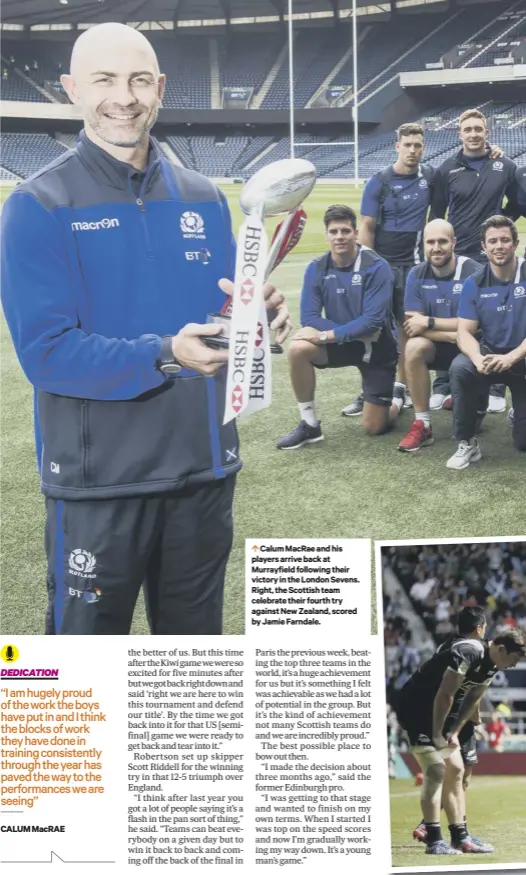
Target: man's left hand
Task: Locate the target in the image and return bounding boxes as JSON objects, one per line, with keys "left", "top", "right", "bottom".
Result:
{"left": 404, "top": 313, "right": 428, "bottom": 337}
{"left": 482, "top": 352, "right": 516, "bottom": 373}
{"left": 218, "top": 278, "right": 293, "bottom": 344}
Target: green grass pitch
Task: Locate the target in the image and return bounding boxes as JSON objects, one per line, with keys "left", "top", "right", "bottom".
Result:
{"left": 389, "top": 775, "right": 526, "bottom": 867}
{"left": 1, "top": 181, "right": 526, "bottom": 635}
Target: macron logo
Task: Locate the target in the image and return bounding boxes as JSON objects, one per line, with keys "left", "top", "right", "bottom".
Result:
{"left": 71, "top": 218, "right": 120, "bottom": 231}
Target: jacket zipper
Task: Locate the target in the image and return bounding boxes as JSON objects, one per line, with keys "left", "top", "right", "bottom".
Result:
{"left": 135, "top": 196, "right": 154, "bottom": 259}
{"left": 128, "top": 172, "right": 155, "bottom": 258}
{"left": 80, "top": 400, "right": 89, "bottom": 487}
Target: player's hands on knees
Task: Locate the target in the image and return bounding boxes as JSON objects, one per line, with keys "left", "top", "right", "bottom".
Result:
{"left": 171, "top": 324, "right": 228, "bottom": 376}
{"left": 218, "top": 278, "right": 292, "bottom": 344}
{"left": 291, "top": 326, "right": 324, "bottom": 345}
{"left": 446, "top": 732, "right": 460, "bottom": 749}
{"left": 482, "top": 352, "right": 516, "bottom": 373}
{"left": 404, "top": 314, "right": 427, "bottom": 337}
{"left": 473, "top": 353, "right": 489, "bottom": 374}
{"left": 432, "top": 734, "right": 449, "bottom": 751}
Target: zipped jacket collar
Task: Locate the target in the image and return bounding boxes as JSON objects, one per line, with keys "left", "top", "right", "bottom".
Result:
{"left": 76, "top": 128, "right": 163, "bottom": 192}
{"left": 455, "top": 146, "right": 491, "bottom": 168}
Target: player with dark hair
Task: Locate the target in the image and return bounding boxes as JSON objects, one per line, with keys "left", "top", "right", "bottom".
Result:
{"left": 342, "top": 123, "right": 433, "bottom": 416}
{"left": 276, "top": 204, "right": 403, "bottom": 449}
{"left": 412, "top": 606, "right": 491, "bottom": 849}
{"left": 448, "top": 215, "right": 526, "bottom": 469}
{"left": 396, "top": 618, "right": 525, "bottom": 855}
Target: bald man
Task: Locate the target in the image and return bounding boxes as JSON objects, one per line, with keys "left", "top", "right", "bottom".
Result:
{"left": 1, "top": 23, "right": 290, "bottom": 636}
{"left": 398, "top": 220, "right": 484, "bottom": 452}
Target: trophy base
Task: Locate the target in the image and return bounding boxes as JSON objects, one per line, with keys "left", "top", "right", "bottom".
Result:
{"left": 202, "top": 314, "right": 283, "bottom": 354}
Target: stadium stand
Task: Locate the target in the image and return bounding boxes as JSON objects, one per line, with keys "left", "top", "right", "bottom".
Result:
{"left": 231, "top": 136, "right": 275, "bottom": 174}
{"left": 331, "top": 5, "right": 503, "bottom": 106}
{"left": 4, "top": 109, "right": 526, "bottom": 181}
{"left": 2, "top": 38, "right": 69, "bottom": 94}
{"left": 461, "top": 6, "right": 526, "bottom": 68}
{"left": 188, "top": 135, "right": 251, "bottom": 177}
{"left": 0, "top": 3, "right": 522, "bottom": 115}
{"left": 384, "top": 543, "right": 526, "bottom": 645}
{"left": 1, "top": 4, "right": 526, "bottom": 182}
{"left": 0, "top": 167, "right": 21, "bottom": 181}
{"left": 0, "top": 64, "right": 51, "bottom": 102}
{"left": 165, "top": 136, "right": 196, "bottom": 170}
{"left": 153, "top": 36, "right": 211, "bottom": 109}
{"left": 219, "top": 32, "right": 283, "bottom": 97}
{"left": 261, "top": 27, "right": 350, "bottom": 109}
{"left": 1, "top": 134, "right": 67, "bottom": 179}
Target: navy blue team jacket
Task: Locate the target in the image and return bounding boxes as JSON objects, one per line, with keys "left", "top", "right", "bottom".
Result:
{"left": 430, "top": 149, "right": 518, "bottom": 257}
{"left": 300, "top": 245, "right": 397, "bottom": 361}
{"left": 1, "top": 131, "right": 242, "bottom": 499}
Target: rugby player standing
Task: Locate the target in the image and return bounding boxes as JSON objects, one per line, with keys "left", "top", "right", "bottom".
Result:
{"left": 395, "top": 616, "right": 525, "bottom": 854}
{"left": 411, "top": 607, "right": 491, "bottom": 849}
{"left": 342, "top": 123, "right": 433, "bottom": 416}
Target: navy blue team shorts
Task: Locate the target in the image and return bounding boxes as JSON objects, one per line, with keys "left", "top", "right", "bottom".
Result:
{"left": 315, "top": 341, "right": 397, "bottom": 407}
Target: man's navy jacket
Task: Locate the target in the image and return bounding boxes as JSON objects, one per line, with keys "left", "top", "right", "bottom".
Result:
{"left": 430, "top": 148, "right": 518, "bottom": 257}
{"left": 1, "top": 131, "right": 242, "bottom": 499}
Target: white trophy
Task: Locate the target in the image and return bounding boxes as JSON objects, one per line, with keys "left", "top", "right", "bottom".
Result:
{"left": 205, "top": 158, "right": 317, "bottom": 424}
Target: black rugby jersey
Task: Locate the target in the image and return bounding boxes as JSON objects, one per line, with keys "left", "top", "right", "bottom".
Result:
{"left": 401, "top": 637, "right": 496, "bottom": 710}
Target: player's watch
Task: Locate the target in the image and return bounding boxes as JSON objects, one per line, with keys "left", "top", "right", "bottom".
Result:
{"left": 427, "top": 317, "right": 435, "bottom": 330}
{"left": 318, "top": 331, "right": 330, "bottom": 344}
{"left": 157, "top": 336, "right": 182, "bottom": 374}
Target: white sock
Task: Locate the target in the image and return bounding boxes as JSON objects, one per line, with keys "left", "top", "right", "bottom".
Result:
{"left": 415, "top": 412, "right": 430, "bottom": 428}
{"left": 391, "top": 381, "right": 406, "bottom": 411}
{"left": 299, "top": 401, "right": 317, "bottom": 427}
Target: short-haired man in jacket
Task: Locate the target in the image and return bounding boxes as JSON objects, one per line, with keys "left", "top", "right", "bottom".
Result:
{"left": 276, "top": 204, "right": 403, "bottom": 449}
{"left": 1, "top": 23, "right": 290, "bottom": 635}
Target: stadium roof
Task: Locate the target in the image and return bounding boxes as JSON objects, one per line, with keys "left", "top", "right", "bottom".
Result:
{"left": 1, "top": 0, "right": 453, "bottom": 28}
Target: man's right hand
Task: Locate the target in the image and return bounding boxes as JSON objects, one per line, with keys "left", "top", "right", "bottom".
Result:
{"left": 172, "top": 324, "right": 229, "bottom": 376}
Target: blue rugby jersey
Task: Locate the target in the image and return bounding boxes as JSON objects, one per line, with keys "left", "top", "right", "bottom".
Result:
{"left": 458, "top": 257, "right": 526, "bottom": 352}
{"left": 361, "top": 166, "right": 434, "bottom": 266}
{"left": 1, "top": 131, "right": 241, "bottom": 499}
{"left": 405, "top": 256, "right": 481, "bottom": 318}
